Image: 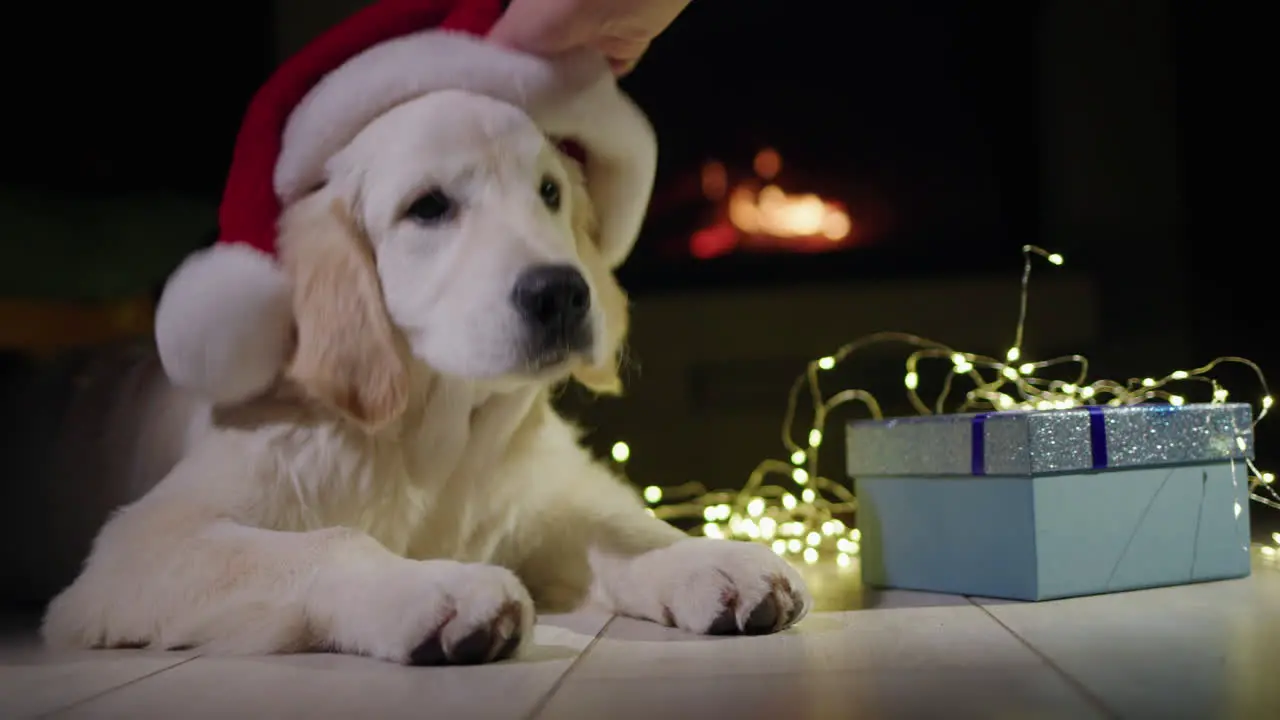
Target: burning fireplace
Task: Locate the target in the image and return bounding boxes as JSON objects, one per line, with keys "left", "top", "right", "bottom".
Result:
{"left": 614, "top": 1, "right": 1043, "bottom": 294}
{"left": 690, "top": 149, "right": 856, "bottom": 260}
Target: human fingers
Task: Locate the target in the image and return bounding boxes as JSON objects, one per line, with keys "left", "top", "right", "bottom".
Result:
{"left": 486, "top": 0, "right": 594, "bottom": 56}
{"left": 597, "top": 35, "right": 651, "bottom": 76}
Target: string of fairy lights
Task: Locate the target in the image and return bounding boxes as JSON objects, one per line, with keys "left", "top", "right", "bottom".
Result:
{"left": 609, "top": 245, "right": 1280, "bottom": 568}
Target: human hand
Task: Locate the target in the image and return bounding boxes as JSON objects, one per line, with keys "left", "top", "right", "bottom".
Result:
{"left": 488, "top": 0, "right": 692, "bottom": 75}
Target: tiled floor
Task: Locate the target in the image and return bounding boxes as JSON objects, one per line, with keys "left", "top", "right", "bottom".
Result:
{"left": 4, "top": 547, "right": 1279, "bottom": 720}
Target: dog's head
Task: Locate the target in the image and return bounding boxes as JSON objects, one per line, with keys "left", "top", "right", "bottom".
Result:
{"left": 278, "top": 91, "right": 629, "bottom": 430}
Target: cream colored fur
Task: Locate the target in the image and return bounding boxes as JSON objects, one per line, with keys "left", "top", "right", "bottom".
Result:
{"left": 276, "top": 34, "right": 656, "bottom": 269}
{"left": 42, "top": 92, "right": 810, "bottom": 665}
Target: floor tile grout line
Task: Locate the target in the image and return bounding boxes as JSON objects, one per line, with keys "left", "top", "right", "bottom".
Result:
{"left": 35, "top": 654, "right": 204, "bottom": 719}
{"left": 524, "top": 614, "right": 618, "bottom": 720}
{"left": 966, "top": 598, "right": 1120, "bottom": 720}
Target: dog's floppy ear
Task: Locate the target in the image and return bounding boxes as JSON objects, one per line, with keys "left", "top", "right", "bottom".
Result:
{"left": 561, "top": 153, "right": 629, "bottom": 396}
{"left": 278, "top": 194, "right": 410, "bottom": 430}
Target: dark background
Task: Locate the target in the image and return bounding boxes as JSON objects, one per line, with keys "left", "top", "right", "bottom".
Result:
{"left": 0, "top": 0, "right": 1274, "bottom": 603}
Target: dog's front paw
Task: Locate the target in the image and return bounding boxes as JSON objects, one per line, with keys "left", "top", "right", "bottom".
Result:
{"left": 635, "top": 538, "right": 811, "bottom": 636}
{"left": 324, "top": 560, "right": 534, "bottom": 666}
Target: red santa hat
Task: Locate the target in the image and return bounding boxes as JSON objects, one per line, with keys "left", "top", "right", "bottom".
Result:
{"left": 154, "top": 0, "right": 656, "bottom": 404}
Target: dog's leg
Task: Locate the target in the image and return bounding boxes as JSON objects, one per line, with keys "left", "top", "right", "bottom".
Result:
{"left": 43, "top": 498, "right": 533, "bottom": 665}
{"left": 519, "top": 462, "right": 812, "bottom": 636}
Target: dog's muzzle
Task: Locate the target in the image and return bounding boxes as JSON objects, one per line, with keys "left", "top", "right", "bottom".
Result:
{"left": 511, "top": 264, "right": 594, "bottom": 367}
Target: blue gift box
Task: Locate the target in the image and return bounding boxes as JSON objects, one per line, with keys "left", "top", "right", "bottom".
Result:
{"left": 846, "top": 403, "right": 1255, "bottom": 601}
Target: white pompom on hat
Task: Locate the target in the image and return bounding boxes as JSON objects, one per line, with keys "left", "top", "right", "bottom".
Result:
{"left": 155, "top": 0, "right": 656, "bottom": 404}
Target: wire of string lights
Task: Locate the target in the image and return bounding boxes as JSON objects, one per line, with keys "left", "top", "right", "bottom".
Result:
{"left": 609, "top": 245, "right": 1279, "bottom": 568}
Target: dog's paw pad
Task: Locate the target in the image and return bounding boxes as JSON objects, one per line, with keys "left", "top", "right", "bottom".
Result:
{"left": 707, "top": 604, "right": 739, "bottom": 635}
{"left": 743, "top": 593, "right": 782, "bottom": 635}
{"left": 408, "top": 635, "right": 448, "bottom": 665}
{"left": 653, "top": 539, "right": 812, "bottom": 636}
{"left": 407, "top": 600, "right": 524, "bottom": 666}
{"left": 704, "top": 579, "right": 793, "bottom": 636}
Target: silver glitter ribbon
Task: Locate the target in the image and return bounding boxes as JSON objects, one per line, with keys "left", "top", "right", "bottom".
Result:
{"left": 845, "top": 402, "right": 1255, "bottom": 478}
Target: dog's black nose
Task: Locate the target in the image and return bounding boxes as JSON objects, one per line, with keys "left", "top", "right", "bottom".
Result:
{"left": 512, "top": 264, "right": 591, "bottom": 335}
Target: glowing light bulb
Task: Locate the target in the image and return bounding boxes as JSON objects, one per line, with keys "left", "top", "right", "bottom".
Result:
{"left": 1019, "top": 363, "right": 1035, "bottom": 375}
{"left": 747, "top": 497, "right": 765, "bottom": 518}
{"left": 801, "top": 488, "right": 816, "bottom": 503}
{"left": 787, "top": 539, "right": 802, "bottom": 553}
{"left": 771, "top": 540, "right": 787, "bottom": 555}
{"left": 1006, "top": 347, "right": 1021, "bottom": 362}
{"left": 643, "top": 486, "right": 663, "bottom": 504}
{"left": 1171, "top": 370, "right": 1189, "bottom": 380}
{"left": 1169, "top": 395, "right": 1185, "bottom": 406}
{"left": 1214, "top": 388, "right": 1230, "bottom": 402}
{"left": 759, "top": 517, "right": 777, "bottom": 538}
{"left": 791, "top": 450, "right": 806, "bottom": 465}
{"left": 1272, "top": 531, "right": 1280, "bottom": 545}
{"left": 703, "top": 523, "right": 723, "bottom": 539}
{"left": 904, "top": 372, "right": 919, "bottom": 390}
{"left": 1263, "top": 546, "right": 1278, "bottom": 558}
{"left": 792, "top": 468, "right": 809, "bottom": 485}
{"left": 782, "top": 493, "right": 797, "bottom": 510}
{"left": 806, "top": 532, "right": 821, "bottom": 546}
{"left": 1002, "top": 366, "right": 1019, "bottom": 380}
{"left": 1048, "top": 253, "right": 1064, "bottom": 265}
{"left": 1263, "top": 473, "right": 1275, "bottom": 485}
{"left": 1265, "top": 396, "right": 1275, "bottom": 409}
{"left": 802, "top": 547, "right": 819, "bottom": 564}
{"left": 1142, "top": 378, "right": 1156, "bottom": 388}
{"left": 610, "top": 441, "right": 631, "bottom": 463}
{"left": 836, "top": 553, "right": 852, "bottom": 568}
{"left": 1080, "top": 386, "right": 1095, "bottom": 399}
{"left": 817, "top": 356, "right": 836, "bottom": 370}
{"left": 808, "top": 429, "right": 823, "bottom": 447}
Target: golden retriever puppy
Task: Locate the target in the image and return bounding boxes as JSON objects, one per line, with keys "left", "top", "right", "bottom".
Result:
{"left": 41, "top": 91, "right": 811, "bottom": 665}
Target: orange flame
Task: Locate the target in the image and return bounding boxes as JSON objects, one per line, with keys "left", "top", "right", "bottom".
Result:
{"left": 728, "top": 185, "right": 851, "bottom": 241}
{"left": 693, "top": 149, "right": 855, "bottom": 259}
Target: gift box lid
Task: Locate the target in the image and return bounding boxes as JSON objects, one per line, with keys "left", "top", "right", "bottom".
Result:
{"left": 846, "top": 402, "right": 1255, "bottom": 478}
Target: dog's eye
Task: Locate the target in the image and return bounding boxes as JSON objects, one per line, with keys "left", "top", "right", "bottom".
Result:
{"left": 539, "top": 176, "right": 561, "bottom": 212}
{"left": 405, "top": 189, "right": 455, "bottom": 224}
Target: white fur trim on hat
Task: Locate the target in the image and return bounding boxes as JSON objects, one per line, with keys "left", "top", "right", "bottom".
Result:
{"left": 154, "top": 244, "right": 292, "bottom": 405}
{"left": 276, "top": 32, "right": 656, "bottom": 268}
